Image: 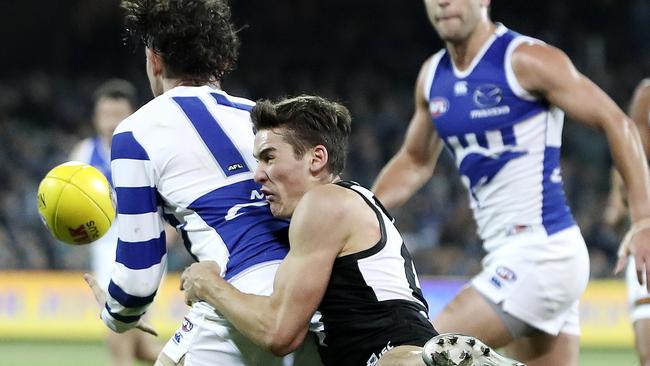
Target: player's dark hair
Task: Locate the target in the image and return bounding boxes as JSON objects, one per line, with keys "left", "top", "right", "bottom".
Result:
{"left": 93, "top": 79, "right": 138, "bottom": 109}
{"left": 121, "top": 0, "right": 239, "bottom": 83}
{"left": 251, "top": 96, "right": 352, "bottom": 176}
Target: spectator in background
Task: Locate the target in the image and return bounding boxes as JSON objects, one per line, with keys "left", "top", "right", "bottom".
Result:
{"left": 70, "top": 79, "right": 163, "bottom": 366}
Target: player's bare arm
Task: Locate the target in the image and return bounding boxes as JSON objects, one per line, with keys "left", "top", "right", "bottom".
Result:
{"left": 604, "top": 169, "right": 626, "bottom": 227}
{"left": 372, "top": 57, "right": 444, "bottom": 209}
{"left": 181, "top": 186, "right": 349, "bottom": 356}
{"left": 604, "top": 81, "right": 650, "bottom": 227}
{"left": 630, "top": 80, "right": 650, "bottom": 157}
{"left": 513, "top": 42, "right": 650, "bottom": 286}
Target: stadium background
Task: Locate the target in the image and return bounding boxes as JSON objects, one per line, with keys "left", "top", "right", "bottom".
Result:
{"left": 0, "top": 0, "right": 648, "bottom": 365}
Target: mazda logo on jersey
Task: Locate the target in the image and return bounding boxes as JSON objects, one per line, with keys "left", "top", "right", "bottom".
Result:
{"left": 429, "top": 97, "right": 449, "bottom": 118}
{"left": 473, "top": 84, "right": 502, "bottom": 108}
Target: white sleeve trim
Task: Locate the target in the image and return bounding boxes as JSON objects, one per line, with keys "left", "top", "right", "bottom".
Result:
{"left": 422, "top": 50, "right": 447, "bottom": 101}
{"left": 505, "top": 36, "right": 545, "bottom": 101}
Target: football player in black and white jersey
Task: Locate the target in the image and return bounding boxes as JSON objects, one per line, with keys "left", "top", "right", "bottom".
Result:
{"left": 180, "top": 95, "right": 524, "bottom": 366}
{"left": 180, "top": 95, "right": 437, "bottom": 366}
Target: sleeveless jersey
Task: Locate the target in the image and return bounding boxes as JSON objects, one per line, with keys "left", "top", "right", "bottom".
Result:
{"left": 317, "top": 181, "right": 435, "bottom": 366}
{"left": 101, "top": 85, "right": 289, "bottom": 332}
{"left": 423, "top": 24, "right": 575, "bottom": 243}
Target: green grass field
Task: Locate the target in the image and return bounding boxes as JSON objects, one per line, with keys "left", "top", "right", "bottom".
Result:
{"left": 0, "top": 341, "right": 639, "bottom": 366}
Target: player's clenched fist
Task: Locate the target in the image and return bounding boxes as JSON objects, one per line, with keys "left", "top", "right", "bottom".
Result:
{"left": 180, "top": 261, "right": 222, "bottom": 306}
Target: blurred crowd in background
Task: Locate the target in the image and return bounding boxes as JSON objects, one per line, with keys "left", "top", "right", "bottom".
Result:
{"left": 0, "top": 0, "right": 648, "bottom": 278}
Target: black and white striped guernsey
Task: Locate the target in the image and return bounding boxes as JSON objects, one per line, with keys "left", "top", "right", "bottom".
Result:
{"left": 316, "top": 181, "right": 436, "bottom": 366}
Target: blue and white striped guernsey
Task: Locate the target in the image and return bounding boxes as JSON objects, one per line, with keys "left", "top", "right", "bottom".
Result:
{"left": 423, "top": 24, "right": 575, "bottom": 244}
{"left": 101, "top": 86, "right": 289, "bottom": 332}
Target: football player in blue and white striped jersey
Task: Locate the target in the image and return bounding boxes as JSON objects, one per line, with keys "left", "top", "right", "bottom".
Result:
{"left": 84, "top": 1, "right": 321, "bottom": 365}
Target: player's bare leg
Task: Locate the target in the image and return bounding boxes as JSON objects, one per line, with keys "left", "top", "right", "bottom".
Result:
{"left": 435, "top": 286, "right": 577, "bottom": 366}
{"left": 378, "top": 345, "right": 426, "bottom": 366}
{"left": 107, "top": 330, "right": 137, "bottom": 366}
{"left": 134, "top": 331, "right": 163, "bottom": 363}
{"left": 634, "top": 319, "right": 650, "bottom": 366}
{"left": 434, "top": 286, "right": 512, "bottom": 349}
{"left": 106, "top": 329, "right": 161, "bottom": 366}
{"left": 503, "top": 332, "right": 577, "bottom": 366}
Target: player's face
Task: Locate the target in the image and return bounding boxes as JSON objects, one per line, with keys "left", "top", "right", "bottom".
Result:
{"left": 424, "top": 0, "right": 487, "bottom": 44}
{"left": 253, "top": 128, "right": 312, "bottom": 219}
{"left": 93, "top": 97, "right": 133, "bottom": 140}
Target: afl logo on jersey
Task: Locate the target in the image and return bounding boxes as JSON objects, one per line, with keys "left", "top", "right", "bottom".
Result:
{"left": 473, "top": 84, "right": 502, "bottom": 108}
{"left": 496, "top": 266, "right": 517, "bottom": 282}
{"left": 429, "top": 97, "right": 449, "bottom": 118}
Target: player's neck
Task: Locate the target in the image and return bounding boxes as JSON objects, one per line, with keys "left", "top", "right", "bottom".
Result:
{"left": 446, "top": 21, "right": 496, "bottom": 71}
{"left": 162, "top": 78, "right": 222, "bottom": 92}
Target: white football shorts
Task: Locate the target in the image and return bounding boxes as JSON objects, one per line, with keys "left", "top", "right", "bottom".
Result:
{"left": 626, "top": 257, "right": 650, "bottom": 323}
{"left": 472, "top": 225, "right": 589, "bottom": 336}
{"left": 161, "top": 261, "right": 323, "bottom": 366}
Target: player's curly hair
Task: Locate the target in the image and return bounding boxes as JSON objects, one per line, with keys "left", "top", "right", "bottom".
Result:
{"left": 252, "top": 96, "right": 352, "bottom": 176}
{"left": 121, "top": 0, "right": 239, "bottom": 83}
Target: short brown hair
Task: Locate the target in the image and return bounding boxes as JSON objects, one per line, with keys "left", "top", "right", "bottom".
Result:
{"left": 251, "top": 95, "right": 352, "bottom": 176}
{"left": 93, "top": 79, "right": 138, "bottom": 109}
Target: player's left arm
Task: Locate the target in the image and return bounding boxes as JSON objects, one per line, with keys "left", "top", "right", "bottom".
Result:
{"left": 512, "top": 43, "right": 650, "bottom": 285}
{"left": 603, "top": 81, "right": 650, "bottom": 228}
{"left": 181, "top": 186, "right": 348, "bottom": 356}
{"left": 94, "top": 130, "right": 167, "bottom": 333}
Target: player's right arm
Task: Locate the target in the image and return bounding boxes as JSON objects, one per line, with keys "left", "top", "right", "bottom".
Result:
{"left": 181, "top": 185, "right": 348, "bottom": 356}
{"left": 372, "top": 57, "right": 444, "bottom": 209}
{"left": 100, "top": 129, "right": 167, "bottom": 333}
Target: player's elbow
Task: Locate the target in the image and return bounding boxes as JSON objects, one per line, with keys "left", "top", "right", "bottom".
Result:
{"left": 264, "top": 329, "right": 306, "bottom": 356}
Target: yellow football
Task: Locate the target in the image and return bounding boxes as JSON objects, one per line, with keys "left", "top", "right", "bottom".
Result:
{"left": 37, "top": 161, "right": 116, "bottom": 245}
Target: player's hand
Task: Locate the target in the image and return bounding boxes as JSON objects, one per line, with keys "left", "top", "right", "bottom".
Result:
{"left": 180, "top": 261, "right": 222, "bottom": 306}
{"left": 83, "top": 273, "right": 159, "bottom": 337}
{"left": 615, "top": 228, "right": 650, "bottom": 291}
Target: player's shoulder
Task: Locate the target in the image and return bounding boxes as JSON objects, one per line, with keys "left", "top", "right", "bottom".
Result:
{"left": 420, "top": 49, "right": 446, "bottom": 73}
{"left": 509, "top": 30, "right": 563, "bottom": 65}
{"left": 114, "top": 94, "right": 173, "bottom": 135}
{"left": 634, "top": 79, "right": 650, "bottom": 97}
{"left": 306, "top": 182, "right": 373, "bottom": 218}
{"left": 297, "top": 183, "right": 360, "bottom": 218}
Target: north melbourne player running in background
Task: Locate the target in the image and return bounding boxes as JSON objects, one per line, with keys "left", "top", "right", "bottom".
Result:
{"left": 70, "top": 79, "right": 163, "bottom": 366}
{"left": 373, "top": 0, "right": 650, "bottom": 365}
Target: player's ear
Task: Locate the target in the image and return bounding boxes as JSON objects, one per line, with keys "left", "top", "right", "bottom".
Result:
{"left": 309, "top": 145, "right": 329, "bottom": 175}
{"left": 145, "top": 48, "right": 164, "bottom": 77}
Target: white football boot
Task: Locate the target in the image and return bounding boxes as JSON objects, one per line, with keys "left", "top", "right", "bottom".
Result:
{"left": 422, "top": 333, "right": 526, "bottom": 366}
